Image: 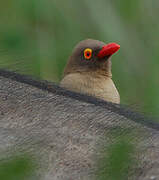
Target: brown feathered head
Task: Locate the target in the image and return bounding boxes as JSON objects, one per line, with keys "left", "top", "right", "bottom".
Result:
{"left": 64, "top": 39, "right": 120, "bottom": 77}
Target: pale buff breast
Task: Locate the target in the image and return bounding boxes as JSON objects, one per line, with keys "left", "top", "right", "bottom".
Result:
{"left": 60, "top": 73, "right": 120, "bottom": 104}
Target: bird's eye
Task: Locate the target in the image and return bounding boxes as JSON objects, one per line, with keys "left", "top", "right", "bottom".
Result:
{"left": 84, "top": 48, "right": 92, "bottom": 60}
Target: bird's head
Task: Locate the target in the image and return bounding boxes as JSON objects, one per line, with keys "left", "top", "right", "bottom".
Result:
{"left": 63, "top": 39, "right": 120, "bottom": 77}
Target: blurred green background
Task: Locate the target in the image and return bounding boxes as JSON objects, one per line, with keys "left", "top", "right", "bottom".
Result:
{"left": 0, "top": 0, "right": 159, "bottom": 116}
{"left": 0, "top": 154, "right": 36, "bottom": 180}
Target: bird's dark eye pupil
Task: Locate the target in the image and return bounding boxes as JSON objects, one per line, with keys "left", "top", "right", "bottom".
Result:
{"left": 84, "top": 48, "right": 92, "bottom": 59}
{"left": 87, "top": 52, "right": 90, "bottom": 56}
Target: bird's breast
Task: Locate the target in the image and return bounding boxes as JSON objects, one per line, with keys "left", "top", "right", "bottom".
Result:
{"left": 60, "top": 73, "right": 120, "bottom": 104}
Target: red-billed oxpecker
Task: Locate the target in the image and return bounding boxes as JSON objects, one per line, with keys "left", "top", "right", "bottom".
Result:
{"left": 60, "top": 39, "right": 120, "bottom": 104}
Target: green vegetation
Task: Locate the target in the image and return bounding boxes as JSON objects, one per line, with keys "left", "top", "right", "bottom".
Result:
{"left": 0, "top": 154, "right": 35, "bottom": 180}
{"left": 96, "top": 131, "right": 137, "bottom": 180}
{"left": 0, "top": 0, "right": 159, "bottom": 116}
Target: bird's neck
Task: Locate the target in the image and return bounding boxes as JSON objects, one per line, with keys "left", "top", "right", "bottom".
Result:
{"left": 78, "top": 70, "right": 112, "bottom": 79}
{"left": 97, "top": 59, "right": 112, "bottom": 78}
{"left": 64, "top": 59, "right": 112, "bottom": 78}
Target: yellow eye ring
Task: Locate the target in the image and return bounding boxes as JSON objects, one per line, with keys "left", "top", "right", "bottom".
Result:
{"left": 84, "top": 48, "right": 92, "bottom": 60}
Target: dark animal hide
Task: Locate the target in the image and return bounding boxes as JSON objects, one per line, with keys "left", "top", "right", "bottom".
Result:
{"left": 0, "top": 69, "right": 159, "bottom": 180}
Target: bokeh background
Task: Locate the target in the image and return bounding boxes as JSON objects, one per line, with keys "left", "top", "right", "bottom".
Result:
{"left": 0, "top": 0, "right": 159, "bottom": 116}
{"left": 0, "top": 1, "right": 158, "bottom": 179}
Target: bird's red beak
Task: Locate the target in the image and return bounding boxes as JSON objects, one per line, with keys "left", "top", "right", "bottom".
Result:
{"left": 97, "top": 43, "right": 120, "bottom": 59}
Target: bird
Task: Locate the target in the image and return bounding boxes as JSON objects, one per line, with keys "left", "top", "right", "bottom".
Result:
{"left": 60, "top": 39, "right": 120, "bottom": 104}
